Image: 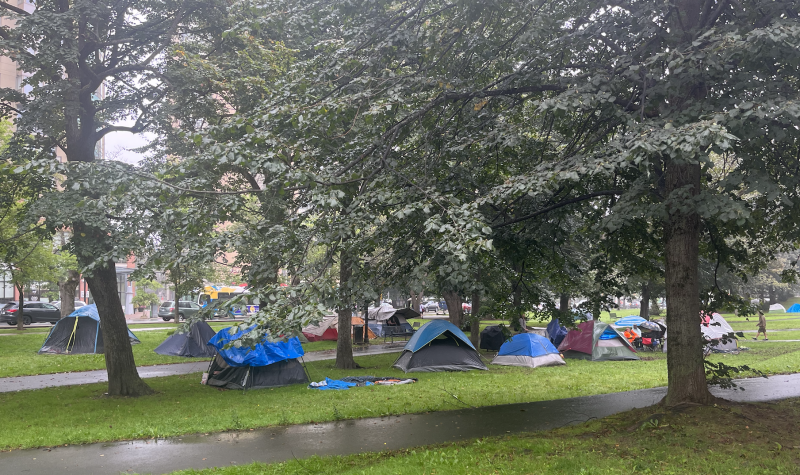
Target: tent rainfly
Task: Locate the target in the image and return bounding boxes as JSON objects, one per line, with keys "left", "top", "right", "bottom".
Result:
{"left": 367, "top": 303, "right": 418, "bottom": 337}
{"left": 39, "top": 304, "right": 140, "bottom": 354}
{"left": 769, "top": 303, "right": 786, "bottom": 313}
{"left": 154, "top": 320, "right": 217, "bottom": 357}
{"left": 392, "top": 320, "right": 487, "bottom": 372}
{"left": 557, "top": 320, "right": 639, "bottom": 361}
{"left": 491, "top": 333, "right": 566, "bottom": 368}
{"left": 206, "top": 326, "right": 308, "bottom": 390}
{"left": 701, "top": 313, "right": 738, "bottom": 352}
{"left": 302, "top": 316, "right": 339, "bottom": 341}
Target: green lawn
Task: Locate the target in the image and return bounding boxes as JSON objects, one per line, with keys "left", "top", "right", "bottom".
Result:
{"left": 1, "top": 342, "right": 799, "bottom": 451}
{"left": 168, "top": 398, "right": 800, "bottom": 475}
{"left": 0, "top": 330, "right": 338, "bottom": 378}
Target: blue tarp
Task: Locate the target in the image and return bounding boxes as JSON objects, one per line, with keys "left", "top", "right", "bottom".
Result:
{"left": 600, "top": 326, "right": 622, "bottom": 340}
{"left": 209, "top": 326, "right": 304, "bottom": 367}
{"left": 613, "top": 315, "right": 647, "bottom": 327}
{"left": 403, "top": 320, "right": 475, "bottom": 352}
{"left": 498, "top": 333, "right": 560, "bottom": 357}
{"left": 545, "top": 318, "right": 569, "bottom": 347}
{"left": 67, "top": 304, "right": 140, "bottom": 341}
{"left": 309, "top": 377, "right": 373, "bottom": 390}
{"left": 788, "top": 303, "right": 800, "bottom": 313}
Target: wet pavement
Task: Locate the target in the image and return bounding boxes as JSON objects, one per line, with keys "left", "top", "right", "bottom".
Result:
{"left": 0, "top": 344, "right": 406, "bottom": 393}
{"left": 1, "top": 373, "right": 798, "bottom": 475}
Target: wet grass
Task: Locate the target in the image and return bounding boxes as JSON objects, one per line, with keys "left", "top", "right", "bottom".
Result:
{"left": 0, "top": 331, "right": 338, "bottom": 378}
{"left": 1, "top": 342, "right": 799, "bottom": 451}
{"left": 169, "top": 398, "right": 800, "bottom": 475}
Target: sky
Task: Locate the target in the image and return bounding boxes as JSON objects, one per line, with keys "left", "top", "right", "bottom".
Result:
{"left": 104, "top": 129, "right": 153, "bottom": 164}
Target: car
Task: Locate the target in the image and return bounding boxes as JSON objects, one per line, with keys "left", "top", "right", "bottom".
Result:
{"left": 158, "top": 300, "right": 202, "bottom": 321}
{"left": 462, "top": 302, "right": 472, "bottom": 314}
{"left": 424, "top": 301, "right": 440, "bottom": 313}
{"left": 50, "top": 300, "right": 87, "bottom": 310}
{"left": 0, "top": 301, "right": 61, "bottom": 325}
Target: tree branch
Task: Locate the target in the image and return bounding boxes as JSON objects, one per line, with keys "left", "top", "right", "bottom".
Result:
{"left": 493, "top": 190, "right": 624, "bottom": 228}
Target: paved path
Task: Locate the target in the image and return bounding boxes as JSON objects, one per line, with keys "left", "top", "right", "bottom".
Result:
{"left": 1, "top": 373, "right": 798, "bottom": 475}
{"left": 0, "top": 344, "right": 406, "bottom": 393}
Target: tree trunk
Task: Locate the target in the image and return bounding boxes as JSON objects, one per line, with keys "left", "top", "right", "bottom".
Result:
{"left": 409, "top": 290, "right": 423, "bottom": 315}
{"left": 442, "top": 290, "right": 463, "bottom": 328}
{"left": 768, "top": 286, "right": 776, "bottom": 305}
{"left": 591, "top": 299, "right": 601, "bottom": 322}
{"left": 559, "top": 293, "right": 570, "bottom": 318}
{"left": 640, "top": 282, "right": 651, "bottom": 320}
{"left": 86, "top": 261, "right": 154, "bottom": 397}
{"left": 470, "top": 288, "right": 481, "bottom": 347}
{"left": 58, "top": 269, "right": 81, "bottom": 317}
{"left": 663, "top": 161, "right": 714, "bottom": 406}
{"left": 16, "top": 283, "right": 24, "bottom": 331}
{"left": 362, "top": 301, "right": 369, "bottom": 345}
{"left": 334, "top": 251, "right": 359, "bottom": 369}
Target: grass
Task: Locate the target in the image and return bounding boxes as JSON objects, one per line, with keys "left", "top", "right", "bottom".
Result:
{"left": 168, "top": 398, "right": 800, "bottom": 475}
{"left": 0, "top": 330, "right": 339, "bottom": 378}
{"left": 1, "top": 342, "right": 799, "bottom": 451}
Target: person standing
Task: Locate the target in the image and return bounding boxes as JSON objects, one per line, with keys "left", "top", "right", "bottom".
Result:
{"left": 754, "top": 310, "right": 768, "bottom": 341}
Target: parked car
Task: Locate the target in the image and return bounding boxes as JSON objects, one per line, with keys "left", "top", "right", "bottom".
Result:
{"left": 424, "top": 301, "right": 440, "bottom": 313}
{"left": 158, "top": 300, "right": 202, "bottom": 321}
{"left": 0, "top": 301, "right": 61, "bottom": 325}
{"left": 462, "top": 302, "right": 472, "bottom": 314}
{"left": 50, "top": 300, "right": 87, "bottom": 310}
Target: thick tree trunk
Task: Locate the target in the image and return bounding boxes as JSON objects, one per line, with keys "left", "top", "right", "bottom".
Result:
{"left": 663, "top": 161, "right": 714, "bottom": 406}
{"left": 768, "top": 286, "right": 776, "bottom": 305}
{"left": 442, "top": 290, "right": 463, "bottom": 328}
{"left": 58, "top": 269, "right": 81, "bottom": 317}
{"left": 16, "top": 283, "right": 24, "bottom": 331}
{"left": 86, "top": 261, "right": 153, "bottom": 396}
{"left": 591, "top": 299, "right": 601, "bottom": 321}
{"left": 334, "top": 251, "right": 359, "bottom": 369}
{"left": 640, "top": 282, "right": 651, "bottom": 320}
{"left": 470, "top": 288, "right": 481, "bottom": 347}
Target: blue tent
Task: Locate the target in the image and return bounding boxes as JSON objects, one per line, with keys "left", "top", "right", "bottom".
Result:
{"left": 787, "top": 303, "right": 800, "bottom": 313}
{"left": 492, "top": 333, "right": 566, "bottom": 368}
{"left": 206, "top": 327, "right": 309, "bottom": 390}
{"left": 208, "top": 326, "right": 304, "bottom": 367}
{"left": 613, "top": 315, "right": 647, "bottom": 327}
{"left": 39, "top": 304, "right": 140, "bottom": 354}
{"left": 545, "top": 318, "right": 569, "bottom": 347}
{"left": 392, "top": 320, "right": 486, "bottom": 372}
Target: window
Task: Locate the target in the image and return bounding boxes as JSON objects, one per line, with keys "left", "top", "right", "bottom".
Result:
{"left": 0, "top": 271, "right": 13, "bottom": 301}
{"left": 117, "top": 274, "right": 127, "bottom": 306}
{"left": 42, "top": 304, "right": 57, "bottom": 310}
{"left": 25, "top": 303, "right": 42, "bottom": 309}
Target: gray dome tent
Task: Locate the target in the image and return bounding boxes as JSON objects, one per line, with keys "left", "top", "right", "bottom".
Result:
{"left": 393, "top": 320, "right": 487, "bottom": 372}
{"left": 154, "top": 320, "right": 217, "bottom": 357}
{"left": 39, "top": 304, "right": 140, "bottom": 354}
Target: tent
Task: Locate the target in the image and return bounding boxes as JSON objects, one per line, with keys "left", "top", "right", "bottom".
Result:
{"left": 545, "top": 318, "right": 568, "bottom": 347}
{"left": 368, "top": 303, "right": 418, "bottom": 337}
{"left": 769, "top": 303, "right": 786, "bottom": 313}
{"left": 557, "top": 320, "right": 639, "bottom": 361}
{"left": 351, "top": 316, "right": 378, "bottom": 339}
{"left": 479, "top": 325, "right": 506, "bottom": 351}
{"left": 787, "top": 303, "right": 800, "bottom": 313}
{"left": 38, "top": 304, "right": 140, "bottom": 355}
{"left": 206, "top": 327, "right": 308, "bottom": 390}
{"left": 393, "top": 320, "right": 487, "bottom": 372}
{"left": 154, "top": 320, "right": 217, "bottom": 357}
{"left": 701, "top": 312, "right": 738, "bottom": 352}
{"left": 613, "top": 315, "right": 647, "bottom": 327}
{"left": 491, "top": 333, "right": 566, "bottom": 368}
{"left": 302, "top": 316, "right": 339, "bottom": 342}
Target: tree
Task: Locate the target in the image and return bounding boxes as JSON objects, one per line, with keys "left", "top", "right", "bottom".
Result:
{"left": 0, "top": 0, "right": 231, "bottom": 396}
